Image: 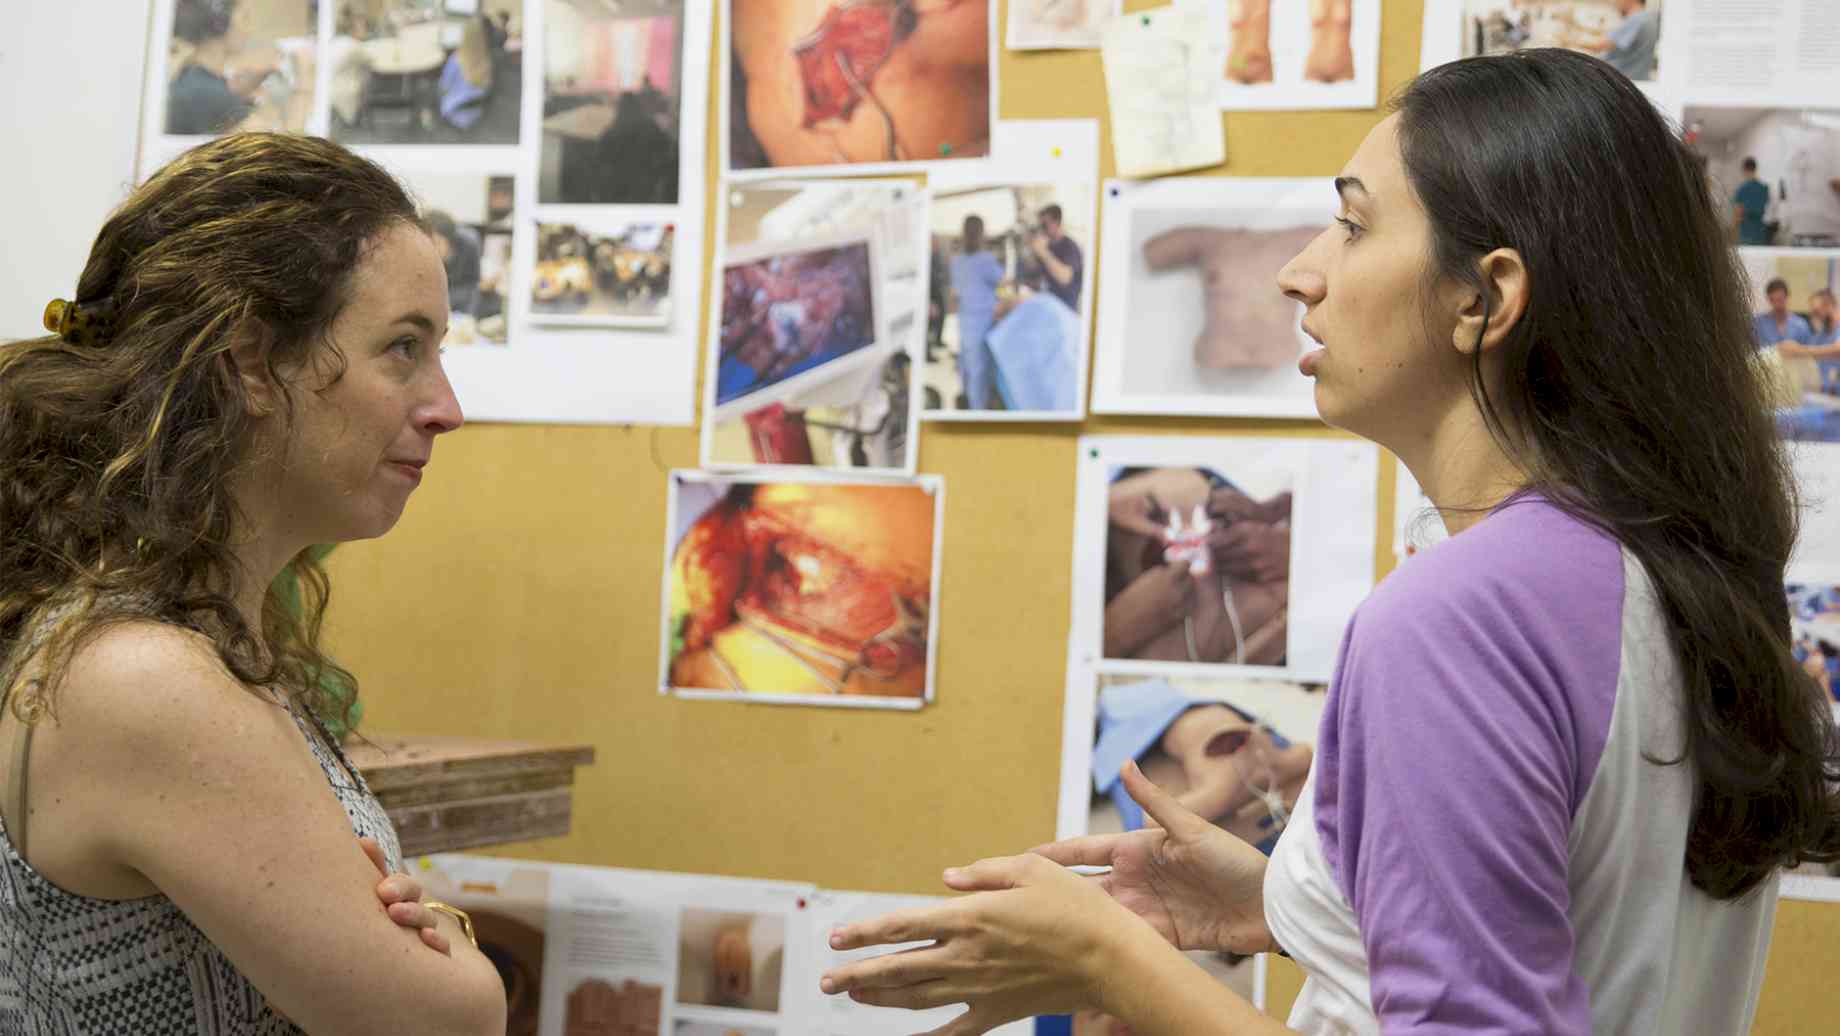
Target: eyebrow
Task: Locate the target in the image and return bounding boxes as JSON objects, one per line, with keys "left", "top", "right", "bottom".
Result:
{"left": 391, "top": 313, "right": 438, "bottom": 335}
{"left": 1334, "top": 176, "right": 1372, "bottom": 204}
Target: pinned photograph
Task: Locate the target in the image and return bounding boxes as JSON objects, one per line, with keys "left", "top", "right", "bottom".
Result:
{"left": 1092, "top": 178, "right": 1334, "bottom": 418}
{"left": 724, "top": 0, "right": 995, "bottom": 173}
{"left": 704, "top": 180, "right": 926, "bottom": 473}
{"left": 530, "top": 221, "right": 675, "bottom": 327}
{"left": 677, "top": 909, "right": 786, "bottom": 1014}
{"left": 1788, "top": 581, "right": 1840, "bottom": 708}
{"left": 328, "top": 0, "right": 523, "bottom": 144}
{"left": 1071, "top": 436, "right": 1378, "bottom": 684}
{"left": 1100, "top": 465, "right": 1295, "bottom": 669}
{"left": 1684, "top": 107, "right": 1840, "bottom": 250}
{"left": 161, "top": 0, "right": 317, "bottom": 136}
{"left": 1007, "top": 0, "right": 1121, "bottom": 50}
{"left": 923, "top": 182, "right": 1092, "bottom": 416}
{"left": 661, "top": 473, "right": 942, "bottom": 707}
{"left": 1460, "top": 0, "right": 1660, "bottom": 81}
{"left": 397, "top": 170, "right": 515, "bottom": 346}
{"left": 1740, "top": 250, "right": 1840, "bottom": 443}
{"left": 675, "top": 1024, "right": 774, "bottom": 1036}
{"left": 1214, "top": 0, "right": 1380, "bottom": 110}
{"left": 540, "top": 0, "right": 684, "bottom": 205}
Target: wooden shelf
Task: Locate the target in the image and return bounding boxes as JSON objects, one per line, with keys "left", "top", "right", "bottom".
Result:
{"left": 347, "top": 734, "right": 596, "bottom": 858}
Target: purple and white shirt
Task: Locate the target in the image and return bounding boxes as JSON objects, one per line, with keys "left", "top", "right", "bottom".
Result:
{"left": 1263, "top": 497, "right": 1778, "bottom": 1035}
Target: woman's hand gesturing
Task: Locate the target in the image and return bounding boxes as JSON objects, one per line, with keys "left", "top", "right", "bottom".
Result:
{"left": 1034, "top": 760, "right": 1279, "bottom": 955}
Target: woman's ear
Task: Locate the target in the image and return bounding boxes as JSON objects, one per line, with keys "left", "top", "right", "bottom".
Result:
{"left": 224, "top": 323, "right": 278, "bottom": 417}
{"left": 1451, "top": 247, "right": 1530, "bottom": 355}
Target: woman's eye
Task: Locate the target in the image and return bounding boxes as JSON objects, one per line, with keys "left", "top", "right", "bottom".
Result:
{"left": 391, "top": 337, "right": 419, "bottom": 357}
{"left": 1334, "top": 215, "right": 1365, "bottom": 241}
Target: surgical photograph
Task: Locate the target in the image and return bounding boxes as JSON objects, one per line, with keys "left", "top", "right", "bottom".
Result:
{"left": 399, "top": 170, "right": 515, "bottom": 346}
{"left": 540, "top": 0, "right": 684, "bottom": 205}
{"left": 163, "top": 0, "right": 317, "bottom": 135}
{"left": 706, "top": 181, "right": 924, "bottom": 473}
{"left": 329, "top": 0, "right": 522, "bottom": 144}
{"left": 725, "top": 0, "right": 993, "bottom": 171}
{"left": 1742, "top": 250, "right": 1840, "bottom": 443}
{"left": 1063, "top": 674, "right": 1324, "bottom": 1033}
{"left": 663, "top": 475, "right": 939, "bottom": 704}
{"left": 1685, "top": 106, "right": 1840, "bottom": 249}
{"left": 924, "top": 182, "right": 1092, "bottom": 415}
{"left": 530, "top": 221, "right": 674, "bottom": 326}
{"left": 1461, "top": 0, "right": 1660, "bottom": 81}
{"left": 1101, "top": 465, "right": 1293, "bottom": 668}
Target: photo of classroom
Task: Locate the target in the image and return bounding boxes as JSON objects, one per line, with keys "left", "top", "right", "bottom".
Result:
{"left": 329, "top": 0, "right": 523, "bottom": 144}
{"left": 400, "top": 170, "right": 515, "bottom": 345}
{"left": 530, "top": 221, "right": 674, "bottom": 325}
{"left": 924, "top": 183, "right": 1091, "bottom": 414}
{"left": 540, "top": 0, "right": 683, "bottom": 205}
{"left": 163, "top": 0, "right": 316, "bottom": 135}
{"left": 1461, "top": 0, "right": 1661, "bottom": 81}
{"left": 1685, "top": 106, "right": 1840, "bottom": 249}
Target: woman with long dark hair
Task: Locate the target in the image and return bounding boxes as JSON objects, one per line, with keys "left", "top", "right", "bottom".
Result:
{"left": 819, "top": 49, "right": 1840, "bottom": 1035}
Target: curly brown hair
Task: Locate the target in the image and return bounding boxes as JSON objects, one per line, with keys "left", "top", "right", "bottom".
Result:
{"left": 0, "top": 132, "right": 419, "bottom": 731}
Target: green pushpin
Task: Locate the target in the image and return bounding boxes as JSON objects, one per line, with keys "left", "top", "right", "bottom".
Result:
{"left": 1141, "top": 14, "right": 1151, "bottom": 24}
{"left": 940, "top": 142, "right": 953, "bottom": 156}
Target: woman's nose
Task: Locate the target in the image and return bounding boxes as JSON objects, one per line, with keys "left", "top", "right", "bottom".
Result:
{"left": 1276, "top": 233, "right": 1327, "bottom": 306}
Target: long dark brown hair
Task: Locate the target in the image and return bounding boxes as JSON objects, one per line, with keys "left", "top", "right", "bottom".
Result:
{"left": 0, "top": 133, "right": 419, "bottom": 730}
{"left": 1395, "top": 49, "right": 1840, "bottom": 898}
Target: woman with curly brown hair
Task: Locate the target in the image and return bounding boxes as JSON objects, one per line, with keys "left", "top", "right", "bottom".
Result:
{"left": 0, "top": 133, "right": 502, "bottom": 1033}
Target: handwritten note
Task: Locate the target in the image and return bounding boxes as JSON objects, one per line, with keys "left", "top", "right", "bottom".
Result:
{"left": 1100, "top": 3, "right": 1226, "bottom": 178}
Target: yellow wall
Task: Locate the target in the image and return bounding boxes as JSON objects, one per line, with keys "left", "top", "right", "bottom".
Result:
{"left": 322, "top": 1, "right": 1837, "bottom": 1031}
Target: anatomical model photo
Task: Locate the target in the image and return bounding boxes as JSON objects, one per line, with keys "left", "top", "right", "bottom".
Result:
{"left": 1092, "top": 177, "right": 1335, "bottom": 418}
{"left": 725, "top": 0, "right": 994, "bottom": 171}
{"left": 1215, "top": 0, "right": 1381, "bottom": 110}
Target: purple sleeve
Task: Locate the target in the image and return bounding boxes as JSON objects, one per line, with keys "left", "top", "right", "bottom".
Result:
{"left": 1315, "top": 503, "right": 1624, "bottom": 1034}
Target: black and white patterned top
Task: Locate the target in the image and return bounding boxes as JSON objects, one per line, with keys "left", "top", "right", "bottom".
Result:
{"left": 0, "top": 698, "right": 402, "bottom": 1034}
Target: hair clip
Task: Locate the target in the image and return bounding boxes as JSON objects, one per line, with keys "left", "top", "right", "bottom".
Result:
{"left": 42, "top": 296, "right": 118, "bottom": 349}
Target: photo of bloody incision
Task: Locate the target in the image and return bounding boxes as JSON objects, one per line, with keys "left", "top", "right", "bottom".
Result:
{"left": 715, "top": 239, "right": 878, "bottom": 413}
{"left": 665, "top": 477, "right": 938, "bottom": 701}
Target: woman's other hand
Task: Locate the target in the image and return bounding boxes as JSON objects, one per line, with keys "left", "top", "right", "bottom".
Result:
{"left": 820, "top": 854, "right": 1147, "bottom": 1035}
{"left": 1035, "top": 761, "right": 1279, "bottom": 956}
{"left": 361, "top": 837, "right": 450, "bottom": 955}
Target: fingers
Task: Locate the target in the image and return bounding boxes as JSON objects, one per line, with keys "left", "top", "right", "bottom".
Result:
{"left": 418, "top": 925, "right": 453, "bottom": 955}
{"left": 828, "top": 902, "right": 958, "bottom": 952}
{"left": 821, "top": 943, "right": 948, "bottom": 994}
{"left": 358, "top": 836, "right": 389, "bottom": 877}
{"left": 917, "top": 1007, "right": 996, "bottom": 1036}
{"left": 374, "top": 872, "right": 422, "bottom": 906}
{"left": 845, "top": 980, "right": 959, "bottom": 1011}
{"left": 940, "top": 854, "right": 1031, "bottom": 893}
{"left": 1121, "top": 759, "right": 1212, "bottom": 838}
{"left": 1029, "top": 833, "right": 1127, "bottom": 868}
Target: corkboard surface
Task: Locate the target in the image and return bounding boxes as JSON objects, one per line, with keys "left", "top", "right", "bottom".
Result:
{"left": 321, "top": 1, "right": 1835, "bottom": 1030}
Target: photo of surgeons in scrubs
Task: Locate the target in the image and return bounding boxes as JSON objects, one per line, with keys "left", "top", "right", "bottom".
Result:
{"left": 1787, "top": 581, "right": 1840, "bottom": 877}
{"left": 924, "top": 184, "right": 1091, "bottom": 414}
{"left": 1684, "top": 106, "right": 1840, "bottom": 249}
{"left": 1070, "top": 674, "right": 1321, "bottom": 1034}
{"left": 164, "top": 0, "right": 317, "bottom": 135}
{"left": 1461, "top": 0, "right": 1660, "bottom": 81}
{"left": 1101, "top": 465, "right": 1293, "bottom": 668}
{"left": 1742, "top": 251, "right": 1840, "bottom": 441}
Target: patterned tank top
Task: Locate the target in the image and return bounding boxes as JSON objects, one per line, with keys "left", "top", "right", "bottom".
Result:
{"left": 0, "top": 643, "right": 402, "bottom": 1034}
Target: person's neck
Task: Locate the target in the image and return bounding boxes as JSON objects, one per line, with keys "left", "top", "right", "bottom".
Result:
{"left": 1391, "top": 403, "right": 1528, "bottom": 538}
{"left": 1773, "top": 310, "right": 1791, "bottom": 325}
{"left": 225, "top": 475, "right": 310, "bottom": 639}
